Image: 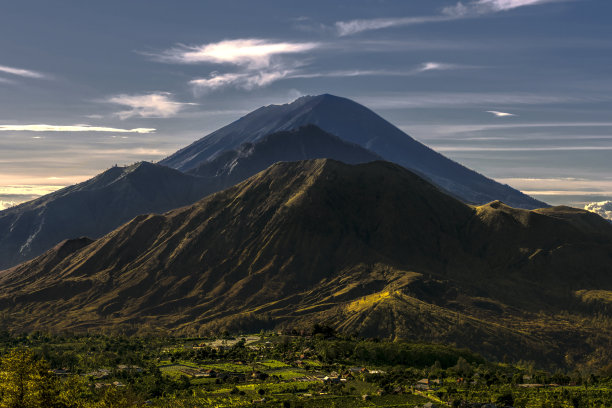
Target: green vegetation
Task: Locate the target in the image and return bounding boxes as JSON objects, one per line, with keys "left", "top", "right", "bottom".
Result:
{"left": 0, "top": 331, "right": 610, "bottom": 407}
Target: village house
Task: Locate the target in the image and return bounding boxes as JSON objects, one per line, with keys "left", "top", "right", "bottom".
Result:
{"left": 117, "top": 364, "right": 143, "bottom": 373}
{"left": 415, "top": 378, "right": 431, "bottom": 390}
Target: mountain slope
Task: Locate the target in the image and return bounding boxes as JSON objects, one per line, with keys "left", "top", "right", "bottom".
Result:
{"left": 188, "top": 124, "right": 382, "bottom": 186}
{"left": 0, "top": 126, "right": 382, "bottom": 270}
{"left": 0, "top": 162, "right": 214, "bottom": 270}
{"left": 1, "top": 159, "right": 610, "bottom": 367}
{"left": 160, "top": 94, "right": 545, "bottom": 209}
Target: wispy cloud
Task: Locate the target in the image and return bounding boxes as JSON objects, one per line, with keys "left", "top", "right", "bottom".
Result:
{"left": 106, "top": 92, "right": 196, "bottom": 119}
{"left": 357, "top": 92, "right": 592, "bottom": 109}
{"left": 0, "top": 77, "right": 17, "bottom": 84}
{"left": 402, "top": 122, "right": 612, "bottom": 138}
{"left": 0, "top": 64, "right": 48, "bottom": 79}
{"left": 486, "top": 110, "right": 517, "bottom": 117}
{"left": 155, "top": 39, "right": 322, "bottom": 94}
{"left": 0, "top": 124, "right": 156, "bottom": 133}
{"left": 443, "top": 0, "right": 564, "bottom": 16}
{"left": 434, "top": 146, "right": 612, "bottom": 152}
{"left": 190, "top": 69, "right": 292, "bottom": 93}
{"left": 493, "top": 178, "right": 612, "bottom": 204}
{"left": 336, "top": 0, "right": 568, "bottom": 36}
{"left": 155, "top": 39, "right": 320, "bottom": 69}
{"left": 417, "top": 62, "right": 466, "bottom": 72}
{"left": 336, "top": 16, "right": 452, "bottom": 36}
{"left": 289, "top": 69, "right": 406, "bottom": 79}
{"left": 190, "top": 61, "right": 470, "bottom": 93}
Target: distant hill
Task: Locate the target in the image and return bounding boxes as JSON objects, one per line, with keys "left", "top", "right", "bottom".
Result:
{"left": 1, "top": 159, "right": 610, "bottom": 368}
{"left": 160, "top": 94, "right": 546, "bottom": 209}
{"left": 0, "top": 162, "right": 214, "bottom": 270}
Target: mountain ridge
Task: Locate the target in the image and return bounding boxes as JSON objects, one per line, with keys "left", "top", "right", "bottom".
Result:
{"left": 1, "top": 159, "right": 609, "bottom": 368}
{"left": 0, "top": 161, "right": 214, "bottom": 270}
{"left": 0, "top": 125, "right": 384, "bottom": 270}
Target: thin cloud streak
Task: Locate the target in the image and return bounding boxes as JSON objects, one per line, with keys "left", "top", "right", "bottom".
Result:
{"left": 293, "top": 63, "right": 472, "bottom": 79}
{"left": 443, "top": 0, "right": 565, "bottom": 15}
{"left": 525, "top": 190, "right": 612, "bottom": 195}
{"left": 336, "top": 15, "right": 454, "bottom": 36}
{"left": 190, "top": 62, "right": 471, "bottom": 93}
{"left": 106, "top": 92, "right": 196, "bottom": 119}
{"left": 190, "top": 69, "right": 291, "bottom": 93}
{"left": 0, "top": 124, "right": 156, "bottom": 133}
{"left": 358, "top": 92, "right": 596, "bottom": 109}
{"left": 486, "top": 110, "right": 516, "bottom": 117}
{"left": 0, "top": 64, "right": 47, "bottom": 79}
{"left": 433, "top": 145, "right": 612, "bottom": 152}
{"left": 402, "top": 122, "right": 612, "bottom": 135}
{"left": 336, "top": 0, "right": 569, "bottom": 36}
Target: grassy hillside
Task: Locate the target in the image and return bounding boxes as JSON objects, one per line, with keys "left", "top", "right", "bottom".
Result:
{"left": 1, "top": 159, "right": 611, "bottom": 369}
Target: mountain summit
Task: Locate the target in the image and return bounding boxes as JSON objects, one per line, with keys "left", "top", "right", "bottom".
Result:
{"left": 160, "top": 94, "right": 546, "bottom": 209}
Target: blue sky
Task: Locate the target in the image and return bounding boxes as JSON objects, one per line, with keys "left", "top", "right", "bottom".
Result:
{"left": 1, "top": 0, "right": 611, "bottom": 214}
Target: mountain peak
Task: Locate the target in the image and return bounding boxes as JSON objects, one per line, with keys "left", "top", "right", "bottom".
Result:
{"left": 158, "top": 94, "right": 546, "bottom": 209}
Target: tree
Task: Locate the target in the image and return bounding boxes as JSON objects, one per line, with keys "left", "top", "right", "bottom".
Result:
{"left": 57, "top": 376, "right": 92, "bottom": 408}
{"left": 0, "top": 348, "right": 58, "bottom": 408}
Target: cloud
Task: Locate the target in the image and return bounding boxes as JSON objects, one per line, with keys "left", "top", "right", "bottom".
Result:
{"left": 0, "top": 77, "right": 17, "bottom": 85}
{"left": 106, "top": 92, "right": 196, "bottom": 119}
{"left": 0, "top": 200, "right": 17, "bottom": 210}
{"left": 357, "top": 92, "right": 590, "bottom": 109}
{"left": 290, "top": 69, "right": 405, "bottom": 79}
{"left": 155, "top": 39, "right": 320, "bottom": 69}
{"left": 402, "top": 122, "right": 612, "bottom": 139}
{"left": 434, "top": 146, "right": 612, "bottom": 152}
{"left": 154, "top": 39, "right": 321, "bottom": 94}
{"left": 0, "top": 185, "right": 69, "bottom": 202}
{"left": 336, "top": 16, "right": 452, "bottom": 36}
{"left": 190, "top": 69, "right": 291, "bottom": 93}
{"left": 296, "top": 63, "right": 472, "bottom": 78}
{"left": 190, "top": 61, "right": 470, "bottom": 93}
{"left": 486, "top": 110, "right": 517, "bottom": 117}
{"left": 336, "top": 0, "right": 567, "bottom": 35}
{"left": 0, "top": 64, "right": 47, "bottom": 79}
{"left": 0, "top": 124, "right": 156, "bottom": 133}
{"left": 417, "top": 62, "right": 466, "bottom": 72}
{"left": 584, "top": 201, "right": 612, "bottom": 221}
{"left": 443, "top": 0, "right": 563, "bottom": 16}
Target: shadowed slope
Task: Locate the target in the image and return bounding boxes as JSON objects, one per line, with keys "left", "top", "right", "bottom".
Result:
{"left": 0, "top": 162, "right": 214, "bottom": 270}
{"left": 189, "top": 124, "right": 382, "bottom": 186}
